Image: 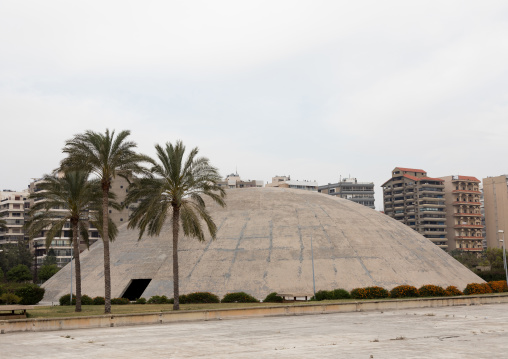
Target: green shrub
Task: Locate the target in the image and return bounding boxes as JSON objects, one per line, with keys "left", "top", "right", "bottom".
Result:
{"left": 0, "top": 292, "right": 21, "bottom": 304}
{"left": 183, "top": 292, "right": 220, "bottom": 304}
{"left": 80, "top": 295, "right": 94, "bottom": 305}
{"left": 445, "top": 286, "right": 463, "bottom": 296}
{"left": 221, "top": 292, "right": 259, "bottom": 303}
{"left": 418, "top": 285, "right": 446, "bottom": 297}
{"left": 38, "top": 264, "right": 60, "bottom": 282}
{"left": 390, "top": 285, "right": 419, "bottom": 298}
{"left": 350, "top": 286, "right": 389, "bottom": 300}
{"left": 14, "top": 283, "right": 45, "bottom": 305}
{"left": 59, "top": 294, "right": 75, "bottom": 306}
{"left": 6, "top": 264, "right": 32, "bottom": 282}
{"left": 487, "top": 281, "right": 508, "bottom": 293}
{"left": 135, "top": 297, "right": 146, "bottom": 304}
{"left": 263, "top": 292, "right": 283, "bottom": 303}
{"left": 0, "top": 267, "right": 4, "bottom": 282}
{"left": 111, "top": 297, "right": 130, "bottom": 305}
{"left": 313, "top": 290, "right": 333, "bottom": 301}
{"left": 464, "top": 283, "right": 493, "bottom": 295}
{"left": 147, "top": 295, "right": 171, "bottom": 304}
{"left": 331, "top": 288, "right": 351, "bottom": 300}
{"left": 178, "top": 294, "right": 188, "bottom": 304}
{"left": 93, "top": 296, "right": 105, "bottom": 305}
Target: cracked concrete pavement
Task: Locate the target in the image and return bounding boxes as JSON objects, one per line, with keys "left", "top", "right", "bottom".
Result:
{"left": 2, "top": 303, "right": 508, "bottom": 358}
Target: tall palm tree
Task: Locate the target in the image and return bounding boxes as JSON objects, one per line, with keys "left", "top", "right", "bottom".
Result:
{"left": 60, "top": 129, "right": 149, "bottom": 313}
{"left": 25, "top": 171, "right": 113, "bottom": 312}
{"left": 126, "top": 141, "right": 226, "bottom": 310}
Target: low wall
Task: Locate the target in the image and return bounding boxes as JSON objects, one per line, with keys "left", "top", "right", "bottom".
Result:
{"left": 2, "top": 294, "right": 508, "bottom": 334}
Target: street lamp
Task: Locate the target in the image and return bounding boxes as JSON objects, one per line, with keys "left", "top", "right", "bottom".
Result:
{"left": 499, "top": 230, "right": 508, "bottom": 287}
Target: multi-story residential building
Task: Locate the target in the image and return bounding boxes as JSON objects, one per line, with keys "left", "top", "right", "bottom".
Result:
{"left": 382, "top": 167, "right": 447, "bottom": 249}
{"left": 0, "top": 190, "right": 30, "bottom": 246}
{"left": 440, "top": 175, "right": 483, "bottom": 252}
{"left": 217, "top": 173, "right": 264, "bottom": 189}
{"left": 483, "top": 175, "right": 508, "bottom": 249}
{"left": 266, "top": 175, "right": 318, "bottom": 191}
{"left": 318, "top": 177, "right": 375, "bottom": 209}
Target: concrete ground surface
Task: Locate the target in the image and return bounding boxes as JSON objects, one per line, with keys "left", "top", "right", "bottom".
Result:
{"left": 2, "top": 303, "right": 508, "bottom": 358}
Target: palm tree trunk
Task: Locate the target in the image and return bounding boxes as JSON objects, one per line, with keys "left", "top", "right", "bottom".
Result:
{"left": 102, "top": 186, "right": 111, "bottom": 314}
{"left": 72, "top": 219, "right": 82, "bottom": 312}
{"left": 172, "top": 206, "right": 180, "bottom": 311}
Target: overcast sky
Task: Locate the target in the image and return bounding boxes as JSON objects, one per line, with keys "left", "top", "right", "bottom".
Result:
{"left": 1, "top": 1, "right": 508, "bottom": 209}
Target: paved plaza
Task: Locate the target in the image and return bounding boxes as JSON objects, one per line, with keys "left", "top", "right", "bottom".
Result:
{"left": 2, "top": 303, "right": 508, "bottom": 358}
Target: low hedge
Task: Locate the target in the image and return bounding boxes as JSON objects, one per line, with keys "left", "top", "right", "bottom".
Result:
{"left": 93, "top": 296, "right": 105, "bottom": 305}
{"left": 221, "top": 292, "right": 259, "bottom": 303}
{"left": 488, "top": 280, "right": 508, "bottom": 293}
{"left": 390, "top": 285, "right": 419, "bottom": 298}
{"left": 464, "top": 283, "right": 493, "bottom": 295}
{"left": 147, "top": 295, "right": 171, "bottom": 304}
{"left": 418, "top": 285, "right": 446, "bottom": 297}
{"left": 111, "top": 297, "right": 130, "bottom": 305}
{"left": 14, "top": 284, "right": 45, "bottom": 305}
{"left": 181, "top": 292, "right": 220, "bottom": 304}
{"left": 135, "top": 297, "right": 147, "bottom": 304}
{"left": 445, "top": 286, "right": 463, "bottom": 296}
{"left": 350, "top": 286, "right": 389, "bottom": 300}
{"left": 263, "top": 292, "right": 283, "bottom": 303}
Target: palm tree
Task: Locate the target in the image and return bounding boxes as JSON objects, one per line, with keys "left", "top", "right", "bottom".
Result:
{"left": 60, "top": 129, "right": 149, "bottom": 313}
{"left": 126, "top": 141, "right": 226, "bottom": 310}
{"left": 25, "top": 171, "right": 112, "bottom": 312}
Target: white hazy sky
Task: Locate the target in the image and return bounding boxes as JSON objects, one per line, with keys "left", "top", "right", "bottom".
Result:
{"left": 1, "top": 1, "right": 508, "bottom": 209}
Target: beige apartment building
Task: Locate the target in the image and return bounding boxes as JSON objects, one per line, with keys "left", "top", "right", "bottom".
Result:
{"left": 483, "top": 175, "right": 508, "bottom": 249}
{"left": 266, "top": 175, "right": 318, "bottom": 191}
{"left": 0, "top": 190, "right": 29, "bottom": 246}
{"left": 382, "top": 167, "right": 447, "bottom": 249}
{"left": 217, "top": 173, "right": 264, "bottom": 189}
{"left": 440, "top": 175, "right": 483, "bottom": 252}
{"left": 27, "top": 176, "right": 130, "bottom": 268}
{"left": 318, "top": 177, "right": 375, "bottom": 209}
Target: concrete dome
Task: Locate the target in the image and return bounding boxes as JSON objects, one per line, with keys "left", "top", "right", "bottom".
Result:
{"left": 43, "top": 188, "right": 483, "bottom": 301}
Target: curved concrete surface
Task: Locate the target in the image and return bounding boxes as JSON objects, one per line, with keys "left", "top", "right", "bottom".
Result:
{"left": 43, "top": 188, "right": 483, "bottom": 301}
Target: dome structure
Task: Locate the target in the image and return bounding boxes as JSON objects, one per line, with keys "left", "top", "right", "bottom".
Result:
{"left": 42, "top": 188, "right": 483, "bottom": 302}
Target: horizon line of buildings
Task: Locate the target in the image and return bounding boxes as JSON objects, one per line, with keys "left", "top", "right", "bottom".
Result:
{"left": 2, "top": 168, "right": 508, "bottom": 269}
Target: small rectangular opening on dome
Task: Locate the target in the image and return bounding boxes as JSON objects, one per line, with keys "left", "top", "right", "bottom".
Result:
{"left": 121, "top": 279, "right": 152, "bottom": 300}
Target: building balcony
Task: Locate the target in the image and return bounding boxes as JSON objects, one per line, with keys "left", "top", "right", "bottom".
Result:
{"left": 394, "top": 212, "right": 405, "bottom": 218}
{"left": 452, "top": 201, "right": 481, "bottom": 206}
{"left": 454, "top": 224, "right": 483, "bottom": 229}
{"left": 453, "top": 213, "right": 482, "bottom": 217}
{"left": 452, "top": 189, "right": 481, "bottom": 194}
{"left": 422, "top": 230, "right": 447, "bottom": 235}
{"left": 420, "top": 224, "right": 447, "bottom": 228}
{"left": 455, "top": 236, "right": 484, "bottom": 240}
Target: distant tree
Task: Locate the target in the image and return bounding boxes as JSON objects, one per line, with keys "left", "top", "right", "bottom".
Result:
{"left": 6, "top": 264, "right": 32, "bottom": 282}
{"left": 126, "top": 141, "right": 226, "bottom": 310}
{"left": 485, "top": 248, "right": 505, "bottom": 270}
{"left": 60, "top": 129, "right": 150, "bottom": 314}
{"left": 0, "top": 241, "right": 33, "bottom": 274}
{"left": 0, "top": 267, "right": 4, "bottom": 282}
{"left": 42, "top": 248, "right": 58, "bottom": 266}
{"left": 38, "top": 264, "right": 60, "bottom": 282}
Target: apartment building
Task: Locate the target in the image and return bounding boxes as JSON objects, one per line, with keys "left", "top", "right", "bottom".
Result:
{"left": 0, "top": 190, "right": 29, "bottom": 246}
{"left": 266, "top": 175, "right": 318, "bottom": 191}
{"left": 440, "top": 175, "right": 483, "bottom": 252}
{"left": 318, "top": 177, "right": 375, "bottom": 209}
{"left": 382, "top": 167, "right": 447, "bottom": 249}
{"left": 483, "top": 175, "right": 508, "bottom": 249}
{"left": 217, "top": 173, "right": 264, "bottom": 189}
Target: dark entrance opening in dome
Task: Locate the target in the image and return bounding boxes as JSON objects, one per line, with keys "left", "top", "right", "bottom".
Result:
{"left": 121, "top": 279, "right": 152, "bottom": 300}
